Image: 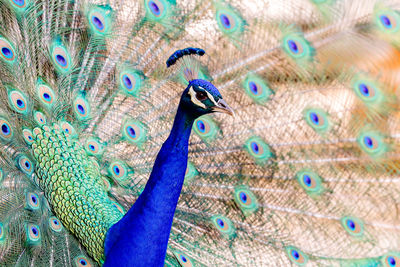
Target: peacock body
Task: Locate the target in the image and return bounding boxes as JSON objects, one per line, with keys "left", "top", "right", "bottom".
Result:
{"left": 0, "top": 0, "right": 399, "bottom": 266}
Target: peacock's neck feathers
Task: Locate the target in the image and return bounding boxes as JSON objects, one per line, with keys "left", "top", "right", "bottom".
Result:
{"left": 31, "top": 123, "right": 123, "bottom": 263}
{"left": 165, "top": 103, "right": 197, "bottom": 148}
{"left": 103, "top": 99, "right": 198, "bottom": 266}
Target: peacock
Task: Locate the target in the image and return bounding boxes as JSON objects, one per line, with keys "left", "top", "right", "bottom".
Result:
{"left": 0, "top": 0, "right": 400, "bottom": 266}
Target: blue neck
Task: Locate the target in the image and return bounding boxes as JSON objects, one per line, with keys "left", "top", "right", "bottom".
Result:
{"left": 103, "top": 103, "right": 195, "bottom": 266}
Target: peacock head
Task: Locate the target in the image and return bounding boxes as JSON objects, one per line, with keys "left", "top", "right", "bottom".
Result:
{"left": 181, "top": 79, "right": 234, "bottom": 117}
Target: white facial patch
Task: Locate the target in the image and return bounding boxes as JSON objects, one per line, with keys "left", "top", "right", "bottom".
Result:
{"left": 188, "top": 87, "right": 206, "bottom": 109}
{"left": 206, "top": 91, "right": 218, "bottom": 106}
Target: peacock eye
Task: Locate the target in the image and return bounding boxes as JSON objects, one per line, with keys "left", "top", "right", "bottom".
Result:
{"left": 196, "top": 91, "right": 207, "bottom": 101}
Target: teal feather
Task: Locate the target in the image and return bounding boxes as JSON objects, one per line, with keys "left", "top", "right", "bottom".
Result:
{"left": 0, "top": 35, "right": 17, "bottom": 65}
{"left": 85, "top": 4, "right": 114, "bottom": 37}
{"left": 184, "top": 161, "right": 198, "bottom": 185}
{"left": 373, "top": 2, "right": 400, "bottom": 46}
{"left": 213, "top": 0, "right": 247, "bottom": 44}
{"left": 50, "top": 38, "right": 73, "bottom": 74}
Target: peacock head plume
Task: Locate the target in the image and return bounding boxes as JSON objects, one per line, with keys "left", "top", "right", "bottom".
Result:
{"left": 167, "top": 47, "right": 234, "bottom": 117}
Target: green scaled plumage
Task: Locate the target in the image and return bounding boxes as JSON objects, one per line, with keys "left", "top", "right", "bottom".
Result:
{"left": 31, "top": 124, "right": 123, "bottom": 263}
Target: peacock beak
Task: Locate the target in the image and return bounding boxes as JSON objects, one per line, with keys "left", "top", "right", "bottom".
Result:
{"left": 212, "top": 99, "right": 235, "bottom": 116}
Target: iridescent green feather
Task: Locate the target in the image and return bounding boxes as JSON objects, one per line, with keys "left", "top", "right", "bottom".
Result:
{"left": 351, "top": 73, "right": 389, "bottom": 114}
{"left": 193, "top": 115, "right": 219, "bottom": 143}
{"left": 340, "top": 257, "right": 380, "bottom": 267}
{"left": 373, "top": 3, "right": 400, "bottom": 46}
{"left": 310, "top": 0, "right": 336, "bottom": 19}
{"left": 243, "top": 73, "right": 274, "bottom": 104}
{"left": 0, "top": 35, "right": 17, "bottom": 65}
{"left": 380, "top": 252, "right": 400, "bottom": 267}
{"left": 22, "top": 128, "right": 34, "bottom": 144}
{"left": 311, "top": 0, "right": 335, "bottom": 4}
{"left": 59, "top": 120, "right": 78, "bottom": 138}
{"left": 49, "top": 38, "right": 73, "bottom": 74}
{"left": 6, "top": 85, "right": 30, "bottom": 115}
{"left": 0, "top": 1, "right": 399, "bottom": 266}
{"left": 244, "top": 136, "right": 274, "bottom": 165}
{"left": 24, "top": 192, "right": 40, "bottom": 211}
{"left": 303, "top": 108, "right": 330, "bottom": 134}
{"left": 143, "top": 0, "right": 177, "bottom": 28}
{"left": 34, "top": 111, "right": 47, "bottom": 126}
{"left": 85, "top": 4, "right": 114, "bottom": 37}
{"left": 0, "top": 116, "right": 14, "bottom": 142}
{"left": 16, "top": 154, "right": 34, "bottom": 176}
{"left": 118, "top": 65, "right": 146, "bottom": 97}
{"left": 35, "top": 78, "right": 57, "bottom": 109}
{"left": 184, "top": 161, "right": 198, "bottom": 185}
{"left": 356, "top": 129, "right": 388, "bottom": 159}
{"left": 295, "top": 169, "right": 324, "bottom": 197}
{"left": 282, "top": 26, "right": 315, "bottom": 67}
{"left": 341, "top": 216, "right": 364, "bottom": 238}
{"left": 285, "top": 246, "right": 309, "bottom": 266}
{"left": 108, "top": 159, "right": 132, "bottom": 185}
{"left": 25, "top": 223, "right": 41, "bottom": 246}
{"left": 172, "top": 250, "right": 196, "bottom": 267}
{"left": 31, "top": 125, "right": 123, "bottom": 262}
{"left": 48, "top": 216, "right": 64, "bottom": 233}
{"left": 210, "top": 215, "right": 236, "bottom": 239}
{"left": 121, "top": 118, "right": 148, "bottom": 148}
{"left": 73, "top": 94, "right": 91, "bottom": 121}
{"left": 5, "top": 0, "right": 30, "bottom": 14}
{"left": 233, "top": 185, "right": 258, "bottom": 216}
{"left": 0, "top": 169, "right": 4, "bottom": 184}
{"left": 214, "top": 1, "right": 247, "bottom": 44}
{"left": 85, "top": 137, "right": 105, "bottom": 158}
